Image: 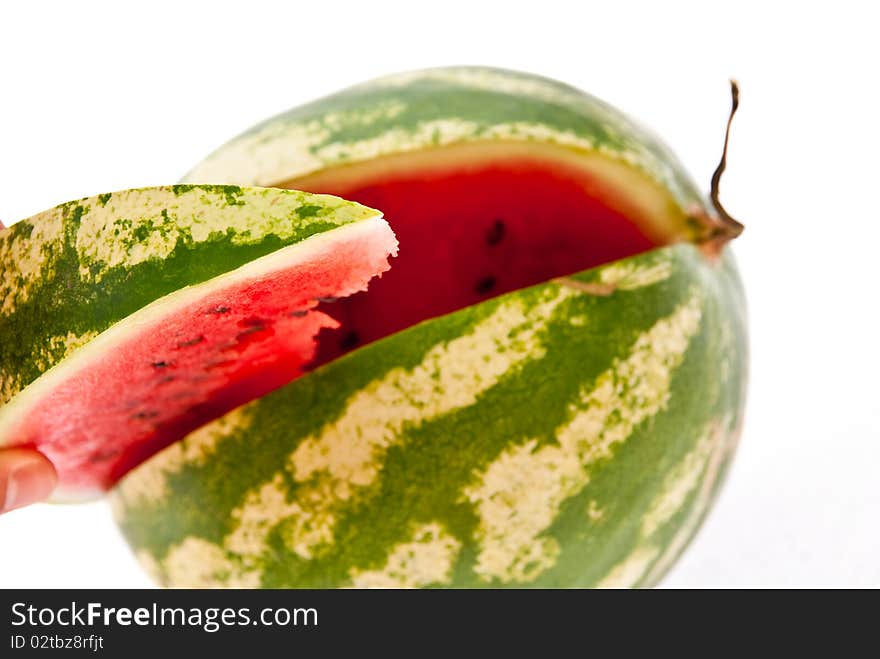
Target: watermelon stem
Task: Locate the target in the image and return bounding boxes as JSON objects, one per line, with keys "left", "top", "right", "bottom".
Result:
{"left": 710, "top": 81, "right": 744, "bottom": 236}
{"left": 692, "top": 80, "right": 744, "bottom": 257}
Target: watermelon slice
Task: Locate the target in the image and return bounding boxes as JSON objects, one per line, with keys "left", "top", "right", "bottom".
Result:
{"left": 0, "top": 186, "right": 396, "bottom": 499}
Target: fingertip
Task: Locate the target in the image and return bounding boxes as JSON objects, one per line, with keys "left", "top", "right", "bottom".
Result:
{"left": 0, "top": 449, "right": 57, "bottom": 513}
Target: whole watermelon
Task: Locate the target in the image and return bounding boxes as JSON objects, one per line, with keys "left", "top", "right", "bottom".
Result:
{"left": 109, "top": 67, "right": 747, "bottom": 588}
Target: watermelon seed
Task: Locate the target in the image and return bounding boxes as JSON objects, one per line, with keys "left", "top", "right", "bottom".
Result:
{"left": 475, "top": 276, "right": 497, "bottom": 295}
{"left": 238, "top": 316, "right": 269, "bottom": 329}
{"left": 236, "top": 326, "right": 267, "bottom": 339}
{"left": 316, "top": 296, "right": 339, "bottom": 303}
{"left": 132, "top": 410, "right": 159, "bottom": 420}
{"left": 228, "top": 325, "right": 275, "bottom": 352}
{"left": 339, "top": 331, "right": 359, "bottom": 350}
{"left": 176, "top": 335, "right": 205, "bottom": 348}
{"left": 288, "top": 310, "right": 309, "bottom": 318}
{"left": 151, "top": 360, "right": 173, "bottom": 369}
{"left": 205, "top": 305, "right": 231, "bottom": 315}
{"left": 205, "top": 359, "right": 237, "bottom": 371}
{"left": 486, "top": 219, "right": 505, "bottom": 246}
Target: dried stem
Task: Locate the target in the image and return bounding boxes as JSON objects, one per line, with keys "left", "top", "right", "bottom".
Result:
{"left": 709, "top": 80, "right": 744, "bottom": 239}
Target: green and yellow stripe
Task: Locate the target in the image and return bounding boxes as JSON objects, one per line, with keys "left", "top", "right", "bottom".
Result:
{"left": 113, "top": 245, "right": 747, "bottom": 588}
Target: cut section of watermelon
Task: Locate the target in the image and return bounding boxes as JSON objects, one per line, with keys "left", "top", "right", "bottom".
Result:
{"left": 281, "top": 142, "right": 682, "bottom": 368}
{"left": 0, "top": 190, "right": 395, "bottom": 499}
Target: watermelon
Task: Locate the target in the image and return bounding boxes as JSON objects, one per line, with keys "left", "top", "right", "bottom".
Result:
{"left": 0, "top": 185, "right": 396, "bottom": 498}
{"left": 108, "top": 67, "right": 748, "bottom": 588}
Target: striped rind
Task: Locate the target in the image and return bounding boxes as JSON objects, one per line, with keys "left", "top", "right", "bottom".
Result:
{"left": 182, "top": 67, "right": 705, "bottom": 220}
{"left": 0, "top": 185, "right": 379, "bottom": 406}
{"left": 112, "top": 245, "right": 748, "bottom": 588}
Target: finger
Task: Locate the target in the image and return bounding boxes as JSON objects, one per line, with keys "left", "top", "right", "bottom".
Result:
{"left": 0, "top": 449, "right": 57, "bottom": 513}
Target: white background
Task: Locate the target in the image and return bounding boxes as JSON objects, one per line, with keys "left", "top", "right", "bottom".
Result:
{"left": 1, "top": 1, "right": 878, "bottom": 588}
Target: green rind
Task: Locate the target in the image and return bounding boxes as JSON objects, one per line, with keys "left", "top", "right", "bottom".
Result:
{"left": 182, "top": 67, "right": 705, "bottom": 217}
{"left": 0, "top": 186, "right": 378, "bottom": 405}
{"left": 112, "top": 245, "right": 747, "bottom": 588}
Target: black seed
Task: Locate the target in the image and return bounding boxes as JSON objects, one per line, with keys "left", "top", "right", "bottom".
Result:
{"left": 133, "top": 410, "right": 159, "bottom": 420}
{"left": 288, "top": 309, "right": 309, "bottom": 318}
{"left": 177, "top": 335, "right": 205, "bottom": 348}
{"left": 239, "top": 316, "right": 268, "bottom": 328}
{"left": 205, "top": 359, "right": 236, "bottom": 371}
{"left": 486, "top": 220, "right": 506, "bottom": 246}
{"left": 475, "top": 276, "right": 497, "bottom": 295}
{"left": 316, "top": 296, "right": 339, "bottom": 304}
{"left": 151, "top": 360, "right": 171, "bottom": 369}
{"left": 236, "top": 326, "right": 267, "bottom": 341}
{"left": 339, "top": 331, "right": 359, "bottom": 350}
{"left": 206, "top": 305, "right": 231, "bottom": 315}
{"left": 158, "top": 375, "right": 176, "bottom": 384}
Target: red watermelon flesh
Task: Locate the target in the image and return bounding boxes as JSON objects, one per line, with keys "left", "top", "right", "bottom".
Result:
{"left": 285, "top": 149, "right": 667, "bottom": 368}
